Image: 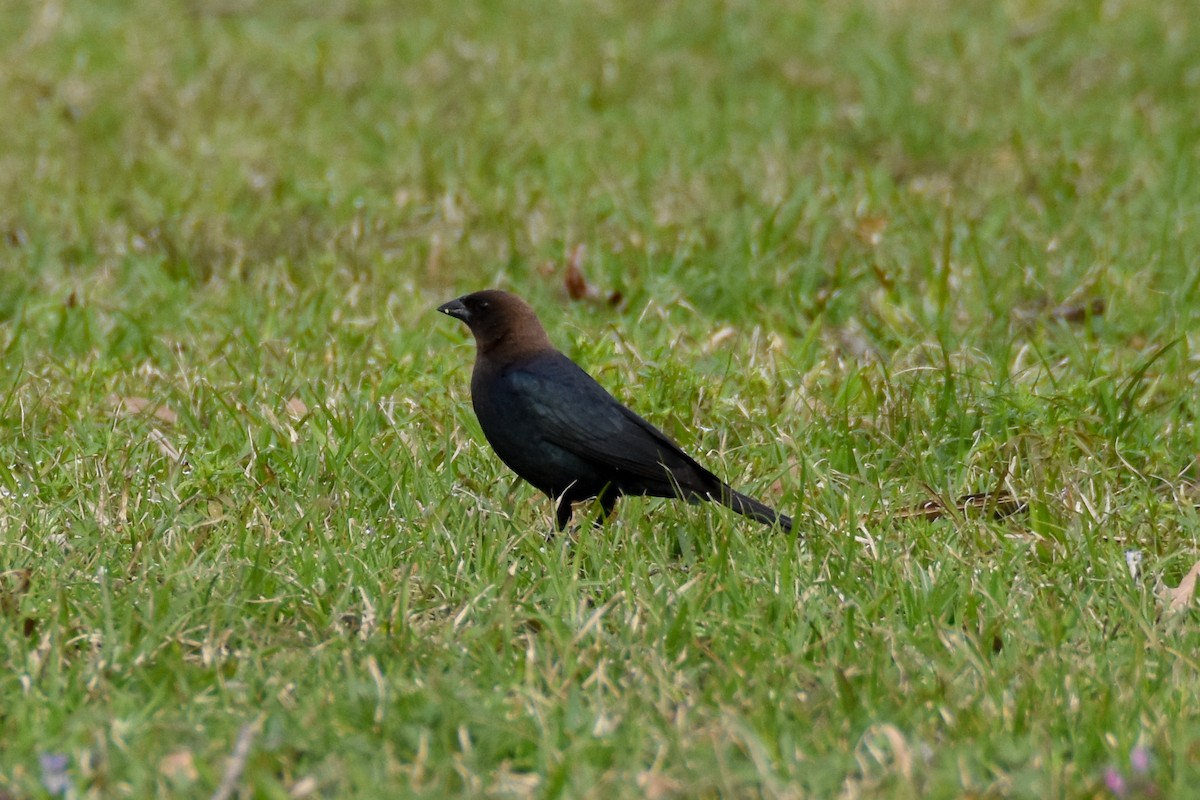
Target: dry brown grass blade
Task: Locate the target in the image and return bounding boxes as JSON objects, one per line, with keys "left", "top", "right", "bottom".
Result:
{"left": 211, "top": 717, "right": 263, "bottom": 800}
{"left": 888, "top": 490, "right": 1028, "bottom": 524}
{"left": 147, "top": 428, "right": 185, "bottom": 464}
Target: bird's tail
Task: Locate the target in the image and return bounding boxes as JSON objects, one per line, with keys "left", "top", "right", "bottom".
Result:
{"left": 719, "top": 486, "right": 793, "bottom": 533}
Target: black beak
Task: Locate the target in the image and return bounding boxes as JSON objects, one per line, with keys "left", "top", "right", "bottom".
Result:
{"left": 437, "top": 298, "right": 470, "bottom": 322}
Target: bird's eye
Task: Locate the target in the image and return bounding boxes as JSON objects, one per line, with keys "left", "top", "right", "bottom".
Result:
{"left": 477, "top": 300, "right": 490, "bottom": 310}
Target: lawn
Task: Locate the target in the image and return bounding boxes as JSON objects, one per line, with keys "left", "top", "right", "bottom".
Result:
{"left": 1, "top": 0, "right": 1198, "bottom": 797}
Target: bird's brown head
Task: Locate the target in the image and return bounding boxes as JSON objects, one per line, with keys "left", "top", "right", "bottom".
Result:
{"left": 438, "top": 290, "right": 553, "bottom": 357}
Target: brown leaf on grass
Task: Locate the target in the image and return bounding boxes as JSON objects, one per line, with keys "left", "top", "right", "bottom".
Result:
{"left": 159, "top": 750, "right": 198, "bottom": 783}
{"left": 285, "top": 397, "right": 308, "bottom": 418}
{"left": 557, "top": 244, "right": 624, "bottom": 307}
{"left": 1013, "top": 296, "right": 1105, "bottom": 327}
{"left": 109, "top": 395, "right": 178, "bottom": 425}
{"left": 637, "top": 770, "right": 682, "bottom": 800}
{"left": 855, "top": 215, "right": 889, "bottom": 247}
{"left": 0, "top": 570, "right": 37, "bottom": 636}
{"left": 890, "top": 491, "right": 1028, "bottom": 523}
{"left": 1050, "top": 297, "right": 1106, "bottom": 323}
{"left": 564, "top": 243, "right": 589, "bottom": 300}
{"left": 1164, "top": 560, "right": 1200, "bottom": 613}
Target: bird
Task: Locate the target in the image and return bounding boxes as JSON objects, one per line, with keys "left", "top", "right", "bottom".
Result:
{"left": 438, "top": 289, "right": 792, "bottom": 533}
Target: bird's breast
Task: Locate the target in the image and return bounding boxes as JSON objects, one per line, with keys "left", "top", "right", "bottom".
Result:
{"left": 469, "top": 367, "right": 588, "bottom": 495}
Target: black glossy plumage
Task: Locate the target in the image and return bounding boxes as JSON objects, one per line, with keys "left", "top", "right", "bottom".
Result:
{"left": 439, "top": 290, "right": 792, "bottom": 532}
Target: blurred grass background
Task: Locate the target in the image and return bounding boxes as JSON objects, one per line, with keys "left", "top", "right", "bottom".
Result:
{"left": 1, "top": 0, "right": 1198, "bottom": 797}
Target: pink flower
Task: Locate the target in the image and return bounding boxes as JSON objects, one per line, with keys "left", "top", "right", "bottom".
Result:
{"left": 1130, "top": 746, "right": 1151, "bottom": 774}
{"left": 1104, "top": 766, "right": 1128, "bottom": 798}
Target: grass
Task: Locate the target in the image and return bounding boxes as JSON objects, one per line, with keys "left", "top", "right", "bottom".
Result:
{"left": 1, "top": 0, "right": 1199, "bottom": 796}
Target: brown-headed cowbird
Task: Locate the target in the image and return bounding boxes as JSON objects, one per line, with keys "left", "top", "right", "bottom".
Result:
{"left": 438, "top": 290, "right": 792, "bottom": 532}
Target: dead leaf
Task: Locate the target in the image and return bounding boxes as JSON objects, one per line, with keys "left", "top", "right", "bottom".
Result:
{"left": 856, "top": 215, "right": 889, "bottom": 247}
{"left": 550, "top": 243, "right": 623, "bottom": 307}
{"left": 109, "top": 395, "right": 178, "bottom": 425}
{"left": 1013, "top": 296, "right": 1106, "bottom": 327}
{"left": 159, "top": 750, "right": 198, "bottom": 783}
{"left": 1050, "top": 298, "right": 1105, "bottom": 323}
{"left": 637, "top": 770, "right": 682, "bottom": 800}
{"left": 1165, "top": 560, "right": 1200, "bottom": 613}
{"left": 564, "top": 243, "right": 590, "bottom": 300}
{"left": 285, "top": 398, "right": 308, "bottom": 418}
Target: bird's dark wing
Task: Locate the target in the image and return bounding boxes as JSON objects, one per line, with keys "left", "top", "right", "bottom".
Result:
{"left": 504, "top": 354, "right": 714, "bottom": 486}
